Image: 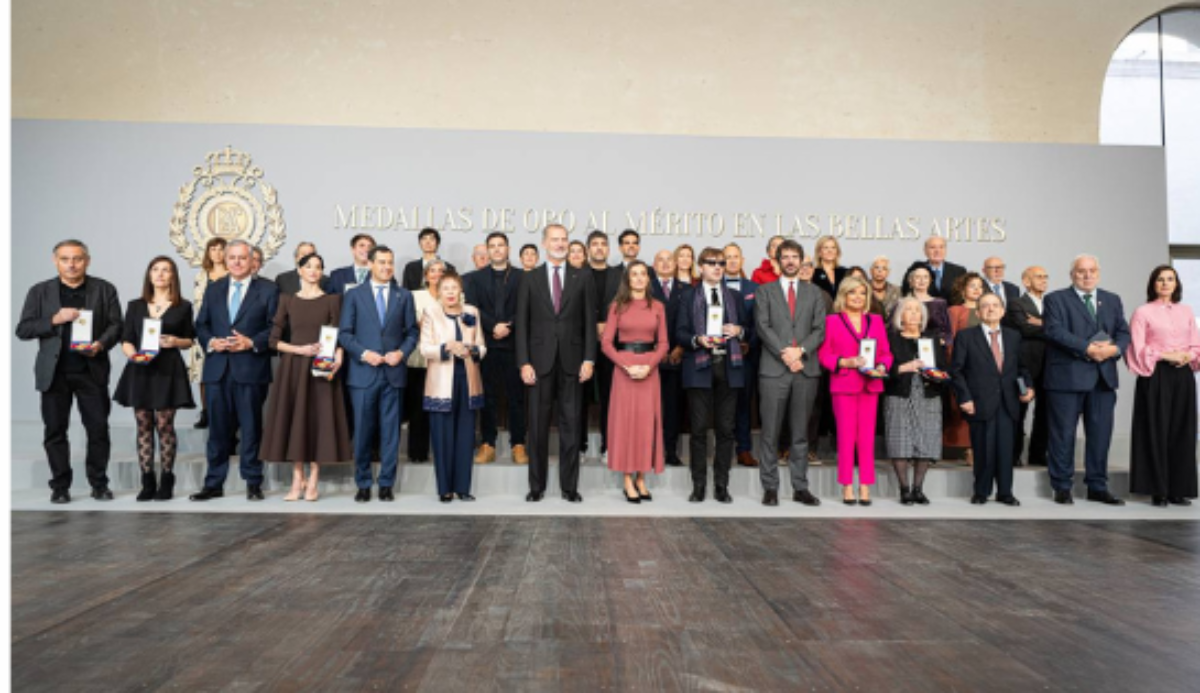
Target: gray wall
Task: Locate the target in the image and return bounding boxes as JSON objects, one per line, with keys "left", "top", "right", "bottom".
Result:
{"left": 11, "top": 119, "right": 1168, "bottom": 432}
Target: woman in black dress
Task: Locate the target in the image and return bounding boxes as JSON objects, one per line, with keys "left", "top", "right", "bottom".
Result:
{"left": 115, "top": 256, "right": 196, "bottom": 500}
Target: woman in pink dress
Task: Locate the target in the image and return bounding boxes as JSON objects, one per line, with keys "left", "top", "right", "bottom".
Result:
{"left": 819, "top": 276, "right": 894, "bottom": 505}
{"left": 601, "top": 261, "right": 669, "bottom": 503}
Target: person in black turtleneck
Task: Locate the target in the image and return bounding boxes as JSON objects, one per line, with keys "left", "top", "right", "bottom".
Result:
{"left": 582, "top": 230, "right": 621, "bottom": 460}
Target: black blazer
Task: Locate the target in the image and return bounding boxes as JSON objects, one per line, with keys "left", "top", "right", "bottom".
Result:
{"left": 590, "top": 265, "right": 622, "bottom": 324}
{"left": 1003, "top": 293, "right": 1046, "bottom": 380}
{"left": 905, "top": 260, "right": 966, "bottom": 301}
{"left": 985, "top": 280, "right": 1021, "bottom": 307}
{"left": 402, "top": 259, "right": 456, "bottom": 291}
{"left": 516, "top": 263, "right": 597, "bottom": 377}
{"left": 273, "top": 269, "right": 333, "bottom": 296}
{"left": 463, "top": 265, "right": 523, "bottom": 351}
{"left": 812, "top": 265, "right": 847, "bottom": 300}
{"left": 950, "top": 325, "right": 1030, "bottom": 422}
{"left": 884, "top": 328, "right": 947, "bottom": 399}
{"left": 649, "top": 275, "right": 686, "bottom": 371}
{"left": 16, "top": 276, "right": 124, "bottom": 391}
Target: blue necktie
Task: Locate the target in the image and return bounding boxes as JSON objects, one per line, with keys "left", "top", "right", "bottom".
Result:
{"left": 230, "top": 281, "right": 243, "bottom": 320}
{"left": 356, "top": 268, "right": 367, "bottom": 284}
{"left": 376, "top": 286, "right": 387, "bottom": 325}
{"left": 934, "top": 266, "right": 943, "bottom": 292}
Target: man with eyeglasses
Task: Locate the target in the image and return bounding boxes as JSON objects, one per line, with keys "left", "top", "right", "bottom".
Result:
{"left": 1003, "top": 266, "right": 1050, "bottom": 467}
{"left": 677, "top": 247, "right": 751, "bottom": 503}
{"left": 981, "top": 257, "right": 1020, "bottom": 308}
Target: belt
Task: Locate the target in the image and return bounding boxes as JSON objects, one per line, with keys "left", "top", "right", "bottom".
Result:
{"left": 616, "top": 341, "right": 657, "bottom": 353}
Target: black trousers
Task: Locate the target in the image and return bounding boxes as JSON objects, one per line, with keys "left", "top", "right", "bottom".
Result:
{"left": 968, "top": 411, "right": 1015, "bottom": 499}
{"left": 404, "top": 368, "right": 431, "bottom": 461}
{"left": 528, "top": 357, "right": 583, "bottom": 494}
{"left": 660, "top": 368, "right": 683, "bottom": 463}
{"left": 479, "top": 348, "right": 526, "bottom": 447}
{"left": 1015, "top": 372, "right": 1048, "bottom": 465}
{"left": 687, "top": 362, "right": 738, "bottom": 489}
{"left": 41, "top": 370, "right": 111, "bottom": 491}
{"left": 581, "top": 351, "right": 613, "bottom": 453}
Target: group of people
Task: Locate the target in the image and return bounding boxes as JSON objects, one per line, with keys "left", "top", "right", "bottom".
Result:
{"left": 17, "top": 228, "right": 1200, "bottom": 509}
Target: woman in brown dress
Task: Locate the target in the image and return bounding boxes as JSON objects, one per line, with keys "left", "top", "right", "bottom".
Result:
{"left": 601, "top": 261, "right": 669, "bottom": 503}
{"left": 261, "top": 253, "right": 352, "bottom": 501}
{"left": 945, "top": 272, "right": 986, "bottom": 462}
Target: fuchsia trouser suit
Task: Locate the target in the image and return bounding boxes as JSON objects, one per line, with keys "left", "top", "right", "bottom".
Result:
{"left": 818, "top": 312, "right": 894, "bottom": 485}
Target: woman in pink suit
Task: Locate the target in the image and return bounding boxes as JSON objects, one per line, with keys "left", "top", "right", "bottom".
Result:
{"left": 819, "top": 276, "right": 893, "bottom": 505}
{"left": 601, "top": 261, "right": 670, "bottom": 504}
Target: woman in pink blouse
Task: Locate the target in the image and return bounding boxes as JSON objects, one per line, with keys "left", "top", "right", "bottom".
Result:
{"left": 1126, "top": 265, "right": 1200, "bottom": 507}
{"left": 819, "top": 276, "right": 893, "bottom": 505}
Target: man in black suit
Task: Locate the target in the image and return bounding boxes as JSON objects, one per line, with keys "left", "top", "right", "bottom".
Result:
{"left": 275, "top": 241, "right": 333, "bottom": 295}
{"left": 516, "top": 224, "right": 596, "bottom": 502}
{"left": 190, "top": 239, "right": 280, "bottom": 502}
{"left": 463, "top": 231, "right": 528, "bottom": 466}
{"left": 981, "top": 256, "right": 1021, "bottom": 309}
{"left": 904, "top": 236, "right": 965, "bottom": 301}
{"left": 401, "top": 227, "right": 456, "bottom": 291}
{"left": 584, "top": 230, "right": 621, "bottom": 458}
{"left": 1004, "top": 265, "right": 1050, "bottom": 466}
{"left": 16, "top": 239, "right": 123, "bottom": 503}
{"left": 951, "top": 294, "right": 1035, "bottom": 505}
{"left": 649, "top": 249, "right": 685, "bottom": 467}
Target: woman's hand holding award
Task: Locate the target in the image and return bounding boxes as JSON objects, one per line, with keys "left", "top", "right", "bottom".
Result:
{"left": 132, "top": 318, "right": 161, "bottom": 364}
{"left": 311, "top": 325, "right": 339, "bottom": 379}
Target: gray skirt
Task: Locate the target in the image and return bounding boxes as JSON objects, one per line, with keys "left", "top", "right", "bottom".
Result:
{"left": 884, "top": 377, "right": 942, "bottom": 460}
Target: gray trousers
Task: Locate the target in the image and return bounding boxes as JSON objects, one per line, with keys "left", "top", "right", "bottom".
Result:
{"left": 757, "top": 371, "right": 819, "bottom": 492}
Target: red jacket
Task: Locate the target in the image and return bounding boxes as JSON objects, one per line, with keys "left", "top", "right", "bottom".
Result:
{"left": 750, "top": 260, "right": 779, "bottom": 286}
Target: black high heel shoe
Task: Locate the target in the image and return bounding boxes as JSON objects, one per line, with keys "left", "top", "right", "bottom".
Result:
{"left": 624, "top": 488, "right": 641, "bottom": 504}
{"left": 637, "top": 485, "right": 652, "bottom": 502}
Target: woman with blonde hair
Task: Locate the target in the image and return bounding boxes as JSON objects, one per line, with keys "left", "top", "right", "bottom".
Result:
{"left": 674, "top": 244, "right": 699, "bottom": 284}
{"left": 812, "top": 235, "right": 848, "bottom": 300}
{"left": 189, "top": 237, "right": 228, "bottom": 429}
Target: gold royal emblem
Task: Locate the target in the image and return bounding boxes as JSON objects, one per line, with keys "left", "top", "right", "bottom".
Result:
{"left": 169, "top": 146, "right": 286, "bottom": 267}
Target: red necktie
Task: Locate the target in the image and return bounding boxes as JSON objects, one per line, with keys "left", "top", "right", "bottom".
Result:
{"left": 552, "top": 265, "right": 562, "bottom": 314}
{"left": 990, "top": 330, "right": 1003, "bottom": 372}
{"left": 787, "top": 281, "right": 796, "bottom": 318}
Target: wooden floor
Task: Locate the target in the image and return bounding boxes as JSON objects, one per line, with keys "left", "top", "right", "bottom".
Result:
{"left": 11, "top": 512, "right": 1200, "bottom": 692}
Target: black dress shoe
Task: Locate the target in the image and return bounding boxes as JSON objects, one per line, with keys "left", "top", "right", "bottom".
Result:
{"left": 440, "top": 494, "right": 453, "bottom": 503}
{"left": 899, "top": 485, "right": 914, "bottom": 505}
{"left": 246, "top": 484, "right": 264, "bottom": 501}
{"left": 763, "top": 490, "right": 779, "bottom": 506}
{"left": 563, "top": 491, "right": 583, "bottom": 503}
{"left": 689, "top": 487, "right": 705, "bottom": 503}
{"left": 911, "top": 486, "right": 930, "bottom": 505}
{"left": 714, "top": 487, "right": 732, "bottom": 504}
{"left": 794, "top": 490, "right": 821, "bottom": 506}
{"left": 379, "top": 486, "right": 395, "bottom": 501}
{"left": 1053, "top": 490, "right": 1074, "bottom": 505}
{"left": 1086, "top": 490, "right": 1125, "bottom": 506}
{"left": 456, "top": 493, "right": 476, "bottom": 502}
{"left": 355, "top": 487, "right": 371, "bottom": 503}
{"left": 50, "top": 489, "right": 70, "bottom": 504}
{"left": 970, "top": 495, "right": 987, "bottom": 505}
{"left": 997, "top": 495, "right": 1021, "bottom": 506}
{"left": 190, "top": 487, "right": 224, "bottom": 501}
{"left": 526, "top": 490, "right": 544, "bottom": 502}
{"left": 194, "top": 410, "right": 208, "bottom": 429}
{"left": 91, "top": 486, "right": 114, "bottom": 501}
{"left": 1168, "top": 497, "right": 1193, "bottom": 506}
{"left": 666, "top": 457, "right": 684, "bottom": 467}
{"left": 1152, "top": 496, "right": 1169, "bottom": 507}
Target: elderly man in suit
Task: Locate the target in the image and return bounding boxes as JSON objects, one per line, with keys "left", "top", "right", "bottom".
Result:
{"left": 1043, "top": 254, "right": 1131, "bottom": 505}
{"left": 650, "top": 249, "right": 686, "bottom": 467}
{"left": 677, "top": 247, "right": 752, "bottom": 504}
{"left": 1004, "top": 265, "right": 1050, "bottom": 466}
{"left": 754, "top": 240, "right": 826, "bottom": 507}
{"left": 952, "top": 293, "right": 1036, "bottom": 505}
{"left": 981, "top": 257, "right": 1021, "bottom": 308}
{"left": 339, "top": 245, "right": 419, "bottom": 502}
{"left": 463, "top": 231, "right": 528, "bottom": 465}
{"left": 516, "top": 224, "right": 596, "bottom": 503}
{"left": 191, "top": 239, "right": 280, "bottom": 501}
{"left": 275, "top": 241, "right": 333, "bottom": 295}
{"left": 903, "top": 236, "right": 965, "bottom": 301}
{"left": 16, "top": 239, "right": 123, "bottom": 503}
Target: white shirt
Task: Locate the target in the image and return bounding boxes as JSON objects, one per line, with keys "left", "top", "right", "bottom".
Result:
{"left": 981, "top": 324, "right": 1004, "bottom": 356}
{"left": 1025, "top": 292, "right": 1044, "bottom": 315}
{"left": 1074, "top": 286, "right": 1098, "bottom": 304}
{"left": 702, "top": 281, "right": 722, "bottom": 306}
{"left": 778, "top": 277, "right": 799, "bottom": 297}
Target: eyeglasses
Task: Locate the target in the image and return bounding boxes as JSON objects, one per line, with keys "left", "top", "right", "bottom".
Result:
{"left": 701, "top": 259, "right": 726, "bottom": 267}
{"left": 984, "top": 264, "right": 1006, "bottom": 270}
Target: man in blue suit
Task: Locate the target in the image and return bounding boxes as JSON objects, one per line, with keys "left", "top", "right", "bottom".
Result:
{"left": 339, "top": 245, "right": 419, "bottom": 502}
{"left": 649, "top": 249, "right": 686, "bottom": 467}
{"left": 1042, "top": 254, "right": 1131, "bottom": 505}
{"left": 328, "top": 233, "right": 377, "bottom": 294}
{"left": 191, "top": 239, "right": 280, "bottom": 501}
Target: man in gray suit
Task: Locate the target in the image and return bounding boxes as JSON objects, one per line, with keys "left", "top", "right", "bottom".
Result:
{"left": 754, "top": 240, "right": 826, "bottom": 506}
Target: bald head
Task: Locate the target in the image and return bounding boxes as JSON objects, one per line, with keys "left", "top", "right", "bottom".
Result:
{"left": 653, "top": 249, "right": 676, "bottom": 279}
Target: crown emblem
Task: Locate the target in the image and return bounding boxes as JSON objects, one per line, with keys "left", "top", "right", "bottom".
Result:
{"left": 168, "top": 146, "right": 286, "bottom": 267}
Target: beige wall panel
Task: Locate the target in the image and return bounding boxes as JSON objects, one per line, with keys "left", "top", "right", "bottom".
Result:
{"left": 12, "top": 0, "right": 1172, "bottom": 142}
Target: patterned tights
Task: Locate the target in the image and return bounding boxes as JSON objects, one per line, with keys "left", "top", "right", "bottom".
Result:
{"left": 134, "top": 409, "right": 177, "bottom": 473}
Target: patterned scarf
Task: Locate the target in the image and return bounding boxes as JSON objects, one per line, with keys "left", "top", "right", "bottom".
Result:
{"left": 691, "top": 283, "right": 744, "bottom": 372}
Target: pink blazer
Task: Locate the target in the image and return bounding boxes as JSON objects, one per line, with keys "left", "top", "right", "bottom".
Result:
{"left": 818, "top": 312, "right": 893, "bottom": 394}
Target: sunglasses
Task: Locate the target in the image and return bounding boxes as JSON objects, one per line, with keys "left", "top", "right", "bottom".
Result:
{"left": 701, "top": 259, "right": 726, "bottom": 267}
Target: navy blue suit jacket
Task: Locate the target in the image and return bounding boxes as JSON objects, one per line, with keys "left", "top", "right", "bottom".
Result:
{"left": 328, "top": 265, "right": 398, "bottom": 295}
{"left": 195, "top": 276, "right": 280, "bottom": 385}
{"left": 950, "top": 325, "right": 1029, "bottom": 422}
{"left": 650, "top": 275, "right": 686, "bottom": 371}
{"left": 725, "top": 276, "right": 759, "bottom": 348}
{"left": 675, "top": 283, "right": 751, "bottom": 389}
{"left": 1042, "top": 287, "right": 1130, "bottom": 392}
{"left": 338, "top": 282, "right": 419, "bottom": 389}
